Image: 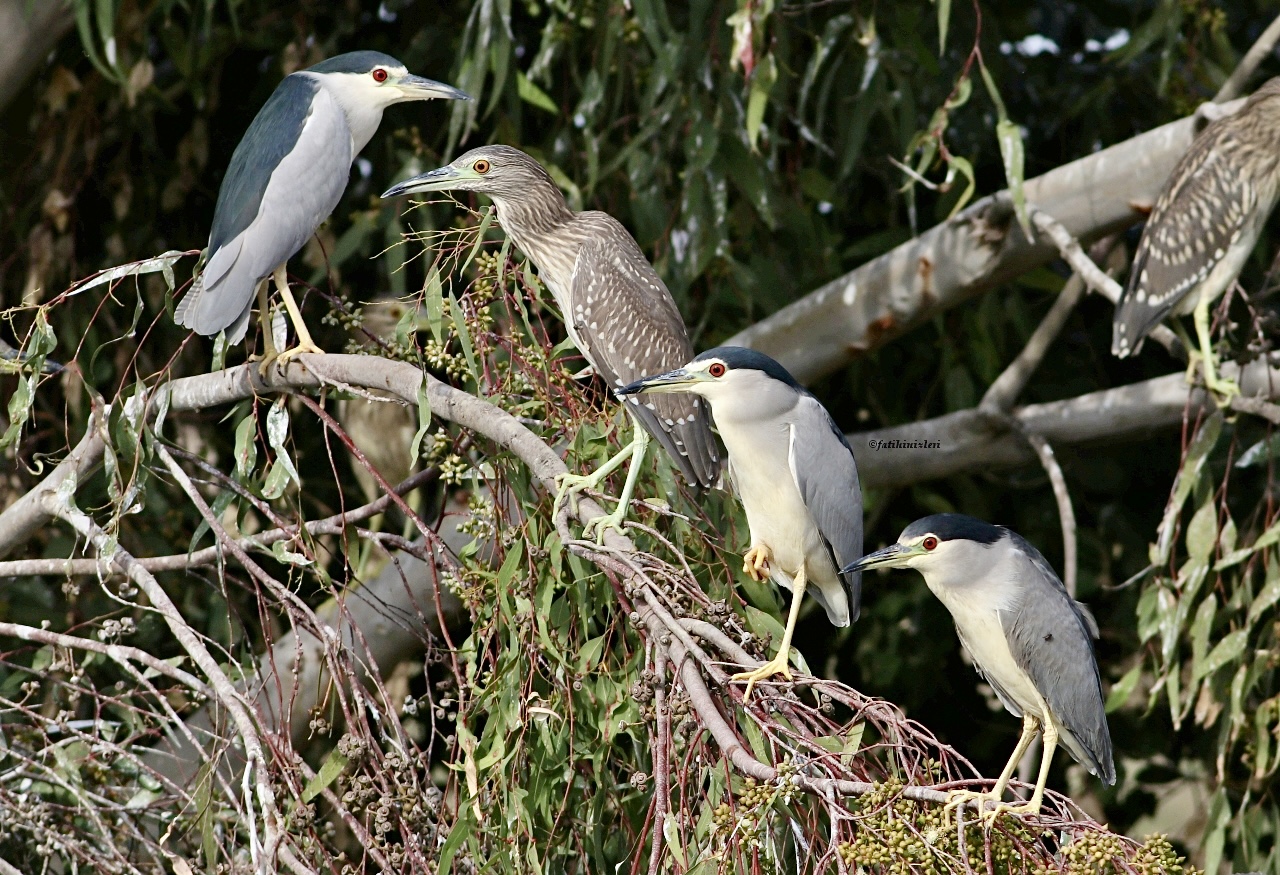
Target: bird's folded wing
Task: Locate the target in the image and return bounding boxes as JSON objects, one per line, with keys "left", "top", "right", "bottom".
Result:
{"left": 1115, "top": 141, "right": 1255, "bottom": 351}
{"left": 567, "top": 232, "right": 719, "bottom": 487}
{"left": 1000, "top": 536, "right": 1115, "bottom": 782}
{"left": 787, "top": 399, "right": 863, "bottom": 621}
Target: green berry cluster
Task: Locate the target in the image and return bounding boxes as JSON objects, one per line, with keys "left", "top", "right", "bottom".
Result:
{"left": 838, "top": 778, "right": 1037, "bottom": 875}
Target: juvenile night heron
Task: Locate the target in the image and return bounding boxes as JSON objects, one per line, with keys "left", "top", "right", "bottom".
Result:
{"left": 619, "top": 347, "right": 862, "bottom": 701}
{"left": 177, "top": 51, "right": 467, "bottom": 368}
{"left": 846, "top": 514, "right": 1114, "bottom": 820}
{"left": 1112, "top": 77, "right": 1280, "bottom": 401}
{"left": 382, "top": 146, "right": 719, "bottom": 540}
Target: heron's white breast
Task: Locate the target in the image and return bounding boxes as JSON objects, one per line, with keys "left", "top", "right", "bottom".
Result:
{"left": 926, "top": 558, "right": 1045, "bottom": 720}
{"left": 721, "top": 421, "right": 827, "bottom": 582}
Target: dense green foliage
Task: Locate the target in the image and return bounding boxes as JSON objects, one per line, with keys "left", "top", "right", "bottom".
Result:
{"left": 2, "top": 0, "right": 1280, "bottom": 871}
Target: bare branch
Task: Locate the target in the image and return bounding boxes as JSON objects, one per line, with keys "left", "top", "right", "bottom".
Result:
{"left": 1215, "top": 13, "right": 1280, "bottom": 103}
{"left": 851, "top": 359, "right": 1280, "bottom": 489}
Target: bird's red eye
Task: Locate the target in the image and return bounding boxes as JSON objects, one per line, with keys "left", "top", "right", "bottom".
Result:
{"left": 922, "top": 536, "right": 939, "bottom": 551}
{"left": 372, "top": 68, "right": 389, "bottom": 83}
{"left": 708, "top": 362, "right": 727, "bottom": 378}
{"left": 473, "top": 159, "right": 491, "bottom": 174}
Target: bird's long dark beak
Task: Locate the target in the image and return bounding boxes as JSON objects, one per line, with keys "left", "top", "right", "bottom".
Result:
{"left": 381, "top": 166, "right": 464, "bottom": 198}
{"left": 842, "top": 543, "right": 914, "bottom": 574}
{"left": 397, "top": 74, "right": 471, "bottom": 102}
{"left": 618, "top": 367, "right": 707, "bottom": 396}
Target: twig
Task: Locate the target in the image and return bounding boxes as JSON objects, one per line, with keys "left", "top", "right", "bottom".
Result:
{"left": 1215, "top": 13, "right": 1280, "bottom": 103}
{"left": 0, "top": 467, "right": 439, "bottom": 578}
{"left": 646, "top": 644, "right": 670, "bottom": 875}
{"left": 40, "top": 489, "right": 285, "bottom": 871}
{"left": 1029, "top": 208, "right": 1185, "bottom": 359}
{"left": 981, "top": 235, "right": 1122, "bottom": 412}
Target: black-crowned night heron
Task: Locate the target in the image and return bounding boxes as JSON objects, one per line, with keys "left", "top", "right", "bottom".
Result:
{"left": 381, "top": 146, "right": 719, "bottom": 541}
{"left": 1113, "top": 77, "right": 1280, "bottom": 401}
{"left": 177, "top": 51, "right": 467, "bottom": 369}
{"left": 845, "top": 514, "right": 1114, "bottom": 821}
{"left": 619, "top": 347, "right": 862, "bottom": 701}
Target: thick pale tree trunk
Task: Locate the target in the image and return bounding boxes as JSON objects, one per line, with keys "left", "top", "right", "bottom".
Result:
{"left": 0, "top": 0, "right": 73, "bottom": 114}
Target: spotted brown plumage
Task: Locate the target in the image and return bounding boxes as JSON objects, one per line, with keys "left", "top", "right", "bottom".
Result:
{"left": 383, "top": 146, "right": 720, "bottom": 491}
{"left": 1113, "top": 77, "right": 1280, "bottom": 359}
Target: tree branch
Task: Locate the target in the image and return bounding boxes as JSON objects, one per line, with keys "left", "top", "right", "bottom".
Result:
{"left": 1215, "top": 13, "right": 1280, "bottom": 103}
{"left": 849, "top": 359, "right": 1280, "bottom": 489}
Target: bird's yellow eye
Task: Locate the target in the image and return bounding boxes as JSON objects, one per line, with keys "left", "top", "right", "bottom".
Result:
{"left": 372, "top": 68, "right": 389, "bottom": 83}
{"left": 473, "top": 159, "right": 491, "bottom": 174}
{"left": 922, "top": 536, "right": 939, "bottom": 551}
{"left": 708, "top": 362, "right": 726, "bottom": 378}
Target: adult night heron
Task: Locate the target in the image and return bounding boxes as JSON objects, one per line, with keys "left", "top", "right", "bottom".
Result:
{"left": 177, "top": 51, "right": 468, "bottom": 368}
{"left": 381, "top": 146, "right": 719, "bottom": 540}
{"left": 619, "top": 347, "right": 862, "bottom": 701}
{"left": 846, "top": 514, "right": 1114, "bottom": 820}
{"left": 1112, "top": 77, "right": 1280, "bottom": 401}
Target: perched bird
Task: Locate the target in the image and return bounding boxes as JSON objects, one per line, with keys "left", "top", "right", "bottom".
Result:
{"left": 846, "top": 514, "right": 1114, "bottom": 820}
{"left": 619, "top": 347, "right": 862, "bottom": 701}
{"left": 382, "top": 146, "right": 719, "bottom": 541}
{"left": 178, "top": 51, "right": 468, "bottom": 368}
{"left": 1113, "top": 77, "right": 1280, "bottom": 400}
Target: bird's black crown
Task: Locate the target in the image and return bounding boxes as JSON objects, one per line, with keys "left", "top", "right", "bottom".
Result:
{"left": 693, "top": 346, "right": 803, "bottom": 389}
{"left": 900, "top": 513, "right": 1003, "bottom": 545}
{"left": 307, "top": 51, "right": 403, "bottom": 75}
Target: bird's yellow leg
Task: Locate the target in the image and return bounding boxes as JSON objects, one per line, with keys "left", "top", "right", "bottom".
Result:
{"left": 980, "top": 718, "right": 1058, "bottom": 824}
{"left": 272, "top": 264, "right": 324, "bottom": 367}
{"left": 254, "top": 278, "right": 279, "bottom": 376}
{"left": 944, "top": 713, "right": 1039, "bottom": 825}
{"left": 732, "top": 566, "right": 806, "bottom": 702}
{"left": 743, "top": 544, "right": 772, "bottom": 581}
{"left": 554, "top": 410, "right": 649, "bottom": 543}
{"left": 1191, "top": 292, "right": 1239, "bottom": 404}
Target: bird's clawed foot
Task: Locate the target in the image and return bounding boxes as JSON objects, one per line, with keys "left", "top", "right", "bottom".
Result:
{"left": 942, "top": 789, "right": 1000, "bottom": 827}
{"left": 581, "top": 503, "right": 629, "bottom": 544}
{"left": 553, "top": 471, "right": 624, "bottom": 544}
{"left": 944, "top": 789, "right": 1042, "bottom": 828}
{"left": 731, "top": 652, "right": 793, "bottom": 703}
{"left": 1184, "top": 351, "right": 1240, "bottom": 407}
{"left": 274, "top": 339, "right": 324, "bottom": 368}
{"left": 742, "top": 545, "right": 772, "bottom": 581}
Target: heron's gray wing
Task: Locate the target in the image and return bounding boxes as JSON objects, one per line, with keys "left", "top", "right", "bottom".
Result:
{"left": 999, "top": 533, "right": 1115, "bottom": 783}
{"left": 1112, "top": 122, "right": 1255, "bottom": 357}
{"left": 178, "top": 78, "right": 351, "bottom": 340}
{"left": 787, "top": 394, "right": 863, "bottom": 621}
{"left": 211, "top": 74, "right": 318, "bottom": 252}
{"left": 568, "top": 223, "right": 720, "bottom": 488}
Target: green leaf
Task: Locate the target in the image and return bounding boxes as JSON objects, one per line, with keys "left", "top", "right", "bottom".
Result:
{"left": 424, "top": 266, "right": 445, "bottom": 343}
{"left": 516, "top": 70, "right": 558, "bottom": 114}
{"left": 66, "top": 250, "right": 187, "bottom": 298}
{"left": 448, "top": 295, "right": 480, "bottom": 381}
{"left": 1248, "top": 558, "right": 1280, "bottom": 623}
{"left": 233, "top": 414, "right": 257, "bottom": 480}
{"left": 409, "top": 380, "right": 433, "bottom": 461}
{"left": 745, "top": 54, "right": 778, "bottom": 152}
{"left": 1194, "top": 628, "right": 1248, "bottom": 682}
{"left": 265, "top": 401, "right": 300, "bottom": 488}
{"left": 1156, "top": 410, "right": 1223, "bottom": 564}
{"left": 662, "top": 812, "right": 687, "bottom": 869}
{"left": 459, "top": 207, "right": 494, "bottom": 278}
{"left": 1105, "top": 663, "right": 1143, "bottom": 713}
{"left": 302, "top": 747, "right": 350, "bottom": 802}
{"left": 936, "top": 0, "right": 950, "bottom": 54}
{"left": 1186, "top": 498, "right": 1218, "bottom": 562}
{"left": 994, "top": 118, "right": 1029, "bottom": 237}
